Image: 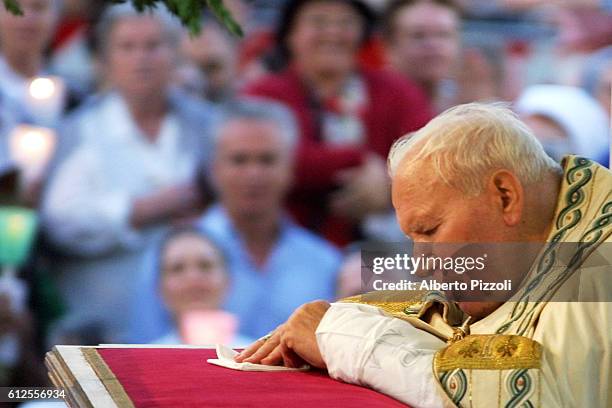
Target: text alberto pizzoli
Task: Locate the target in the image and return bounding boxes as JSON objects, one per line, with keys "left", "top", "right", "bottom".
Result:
{"left": 370, "top": 254, "right": 512, "bottom": 292}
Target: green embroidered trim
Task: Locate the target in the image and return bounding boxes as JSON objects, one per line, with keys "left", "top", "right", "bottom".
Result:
{"left": 439, "top": 368, "right": 467, "bottom": 405}
{"left": 505, "top": 369, "right": 535, "bottom": 408}
{"left": 513, "top": 198, "right": 612, "bottom": 335}
{"left": 544, "top": 199, "right": 612, "bottom": 297}
{"left": 496, "top": 157, "right": 593, "bottom": 334}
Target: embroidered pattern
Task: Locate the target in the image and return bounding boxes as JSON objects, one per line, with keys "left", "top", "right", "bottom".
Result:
{"left": 439, "top": 368, "right": 468, "bottom": 405}
{"left": 497, "top": 337, "right": 519, "bottom": 358}
{"left": 339, "top": 290, "right": 425, "bottom": 314}
{"left": 545, "top": 199, "right": 612, "bottom": 297}
{"left": 435, "top": 335, "right": 542, "bottom": 371}
{"left": 505, "top": 369, "right": 537, "bottom": 408}
{"left": 496, "top": 156, "right": 604, "bottom": 335}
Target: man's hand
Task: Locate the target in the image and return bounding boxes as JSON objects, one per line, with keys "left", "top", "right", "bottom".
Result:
{"left": 235, "top": 300, "right": 331, "bottom": 369}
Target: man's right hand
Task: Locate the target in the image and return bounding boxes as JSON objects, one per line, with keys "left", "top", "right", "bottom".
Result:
{"left": 235, "top": 300, "right": 331, "bottom": 369}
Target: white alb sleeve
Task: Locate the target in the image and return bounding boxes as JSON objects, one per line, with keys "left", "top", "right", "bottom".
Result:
{"left": 316, "top": 302, "right": 452, "bottom": 408}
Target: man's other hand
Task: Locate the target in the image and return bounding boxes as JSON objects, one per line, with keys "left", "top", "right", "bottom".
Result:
{"left": 234, "top": 300, "right": 331, "bottom": 369}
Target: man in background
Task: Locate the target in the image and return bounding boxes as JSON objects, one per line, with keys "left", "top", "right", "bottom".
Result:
{"left": 383, "top": 0, "right": 461, "bottom": 111}
{"left": 132, "top": 99, "right": 341, "bottom": 342}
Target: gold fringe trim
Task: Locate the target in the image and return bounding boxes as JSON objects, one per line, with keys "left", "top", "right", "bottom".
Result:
{"left": 81, "top": 348, "right": 136, "bottom": 408}
{"left": 435, "top": 335, "right": 542, "bottom": 371}
{"left": 340, "top": 290, "right": 427, "bottom": 315}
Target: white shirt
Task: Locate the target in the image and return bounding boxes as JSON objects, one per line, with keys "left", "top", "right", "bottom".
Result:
{"left": 0, "top": 55, "right": 66, "bottom": 126}
{"left": 0, "top": 55, "right": 30, "bottom": 107}
{"left": 41, "top": 92, "right": 197, "bottom": 341}
{"left": 43, "top": 92, "right": 193, "bottom": 256}
{"left": 316, "top": 302, "right": 451, "bottom": 408}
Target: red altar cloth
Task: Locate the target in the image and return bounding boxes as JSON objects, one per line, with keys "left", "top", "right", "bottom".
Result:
{"left": 98, "top": 348, "right": 409, "bottom": 407}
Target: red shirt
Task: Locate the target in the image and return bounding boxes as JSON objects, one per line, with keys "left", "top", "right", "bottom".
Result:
{"left": 244, "top": 67, "right": 432, "bottom": 245}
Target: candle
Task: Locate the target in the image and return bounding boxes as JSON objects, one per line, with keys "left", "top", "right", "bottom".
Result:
{"left": 26, "top": 76, "right": 66, "bottom": 126}
{"left": 8, "top": 125, "right": 57, "bottom": 181}
{"left": 0, "top": 207, "right": 37, "bottom": 276}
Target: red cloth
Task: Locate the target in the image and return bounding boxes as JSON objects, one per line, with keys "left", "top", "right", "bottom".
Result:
{"left": 51, "top": 19, "right": 87, "bottom": 51}
{"left": 358, "top": 37, "right": 388, "bottom": 70}
{"left": 238, "top": 29, "right": 275, "bottom": 71}
{"left": 98, "top": 348, "right": 409, "bottom": 407}
{"left": 244, "top": 68, "right": 432, "bottom": 245}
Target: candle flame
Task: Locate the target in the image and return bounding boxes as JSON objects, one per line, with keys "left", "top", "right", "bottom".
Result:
{"left": 9, "top": 125, "right": 57, "bottom": 169}
{"left": 29, "top": 77, "right": 57, "bottom": 100}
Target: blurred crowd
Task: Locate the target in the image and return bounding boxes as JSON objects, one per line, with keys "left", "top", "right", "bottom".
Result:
{"left": 0, "top": 0, "right": 610, "bottom": 394}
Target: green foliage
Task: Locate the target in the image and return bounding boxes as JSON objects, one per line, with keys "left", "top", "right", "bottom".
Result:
{"left": 2, "top": 0, "right": 21, "bottom": 15}
{"left": 2, "top": 0, "right": 243, "bottom": 36}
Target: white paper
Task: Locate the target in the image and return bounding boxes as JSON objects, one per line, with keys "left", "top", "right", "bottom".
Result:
{"left": 207, "top": 344, "right": 310, "bottom": 372}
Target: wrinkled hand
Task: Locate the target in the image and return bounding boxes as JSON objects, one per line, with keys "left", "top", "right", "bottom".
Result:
{"left": 234, "top": 300, "right": 331, "bottom": 369}
{"left": 330, "top": 154, "right": 390, "bottom": 221}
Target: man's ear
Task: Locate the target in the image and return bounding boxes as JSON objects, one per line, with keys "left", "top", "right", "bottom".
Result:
{"left": 486, "top": 170, "right": 523, "bottom": 227}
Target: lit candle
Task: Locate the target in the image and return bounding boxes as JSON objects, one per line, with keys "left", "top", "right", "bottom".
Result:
{"left": 8, "top": 125, "right": 57, "bottom": 182}
{"left": 0, "top": 208, "right": 37, "bottom": 274}
{"left": 26, "top": 76, "right": 66, "bottom": 126}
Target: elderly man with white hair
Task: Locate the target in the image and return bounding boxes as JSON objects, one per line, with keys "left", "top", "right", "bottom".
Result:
{"left": 236, "top": 103, "right": 611, "bottom": 408}
{"left": 197, "top": 98, "right": 342, "bottom": 340}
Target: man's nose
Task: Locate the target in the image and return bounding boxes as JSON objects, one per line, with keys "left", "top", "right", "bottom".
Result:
{"left": 244, "top": 163, "right": 269, "bottom": 179}
{"left": 184, "top": 268, "right": 206, "bottom": 284}
{"left": 133, "top": 47, "right": 155, "bottom": 63}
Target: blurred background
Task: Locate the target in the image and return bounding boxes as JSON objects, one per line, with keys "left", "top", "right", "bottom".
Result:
{"left": 0, "top": 0, "right": 610, "bottom": 401}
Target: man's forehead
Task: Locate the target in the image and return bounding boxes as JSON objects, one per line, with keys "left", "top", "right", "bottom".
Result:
{"left": 392, "top": 179, "right": 437, "bottom": 213}
{"left": 223, "top": 117, "right": 279, "bottom": 133}
{"left": 221, "top": 118, "right": 274, "bottom": 138}
{"left": 391, "top": 158, "right": 452, "bottom": 213}
{"left": 392, "top": 157, "right": 438, "bottom": 192}
{"left": 217, "top": 119, "right": 285, "bottom": 152}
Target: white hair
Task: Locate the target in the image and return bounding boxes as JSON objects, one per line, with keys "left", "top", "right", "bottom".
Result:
{"left": 387, "top": 102, "right": 562, "bottom": 195}
{"left": 95, "top": 3, "right": 182, "bottom": 56}
{"left": 214, "top": 98, "right": 299, "bottom": 153}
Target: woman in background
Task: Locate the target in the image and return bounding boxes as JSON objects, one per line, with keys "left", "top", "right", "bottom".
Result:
{"left": 154, "top": 227, "right": 252, "bottom": 347}
{"left": 245, "top": 0, "right": 432, "bottom": 246}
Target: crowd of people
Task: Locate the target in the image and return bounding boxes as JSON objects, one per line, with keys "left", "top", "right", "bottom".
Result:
{"left": 0, "top": 0, "right": 610, "bottom": 393}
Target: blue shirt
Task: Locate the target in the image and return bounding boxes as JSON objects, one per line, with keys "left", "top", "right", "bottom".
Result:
{"left": 152, "top": 329, "right": 254, "bottom": 348}
{"left": 129, "top": 204, "right": 341, "bottom": 343}
{"left": 199, "top": 205, "right": 341, "bottom": 339}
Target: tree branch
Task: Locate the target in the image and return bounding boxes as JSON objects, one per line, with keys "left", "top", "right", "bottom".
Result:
{"left": 2, "top": 0, "right": 243, "bottom": 36}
